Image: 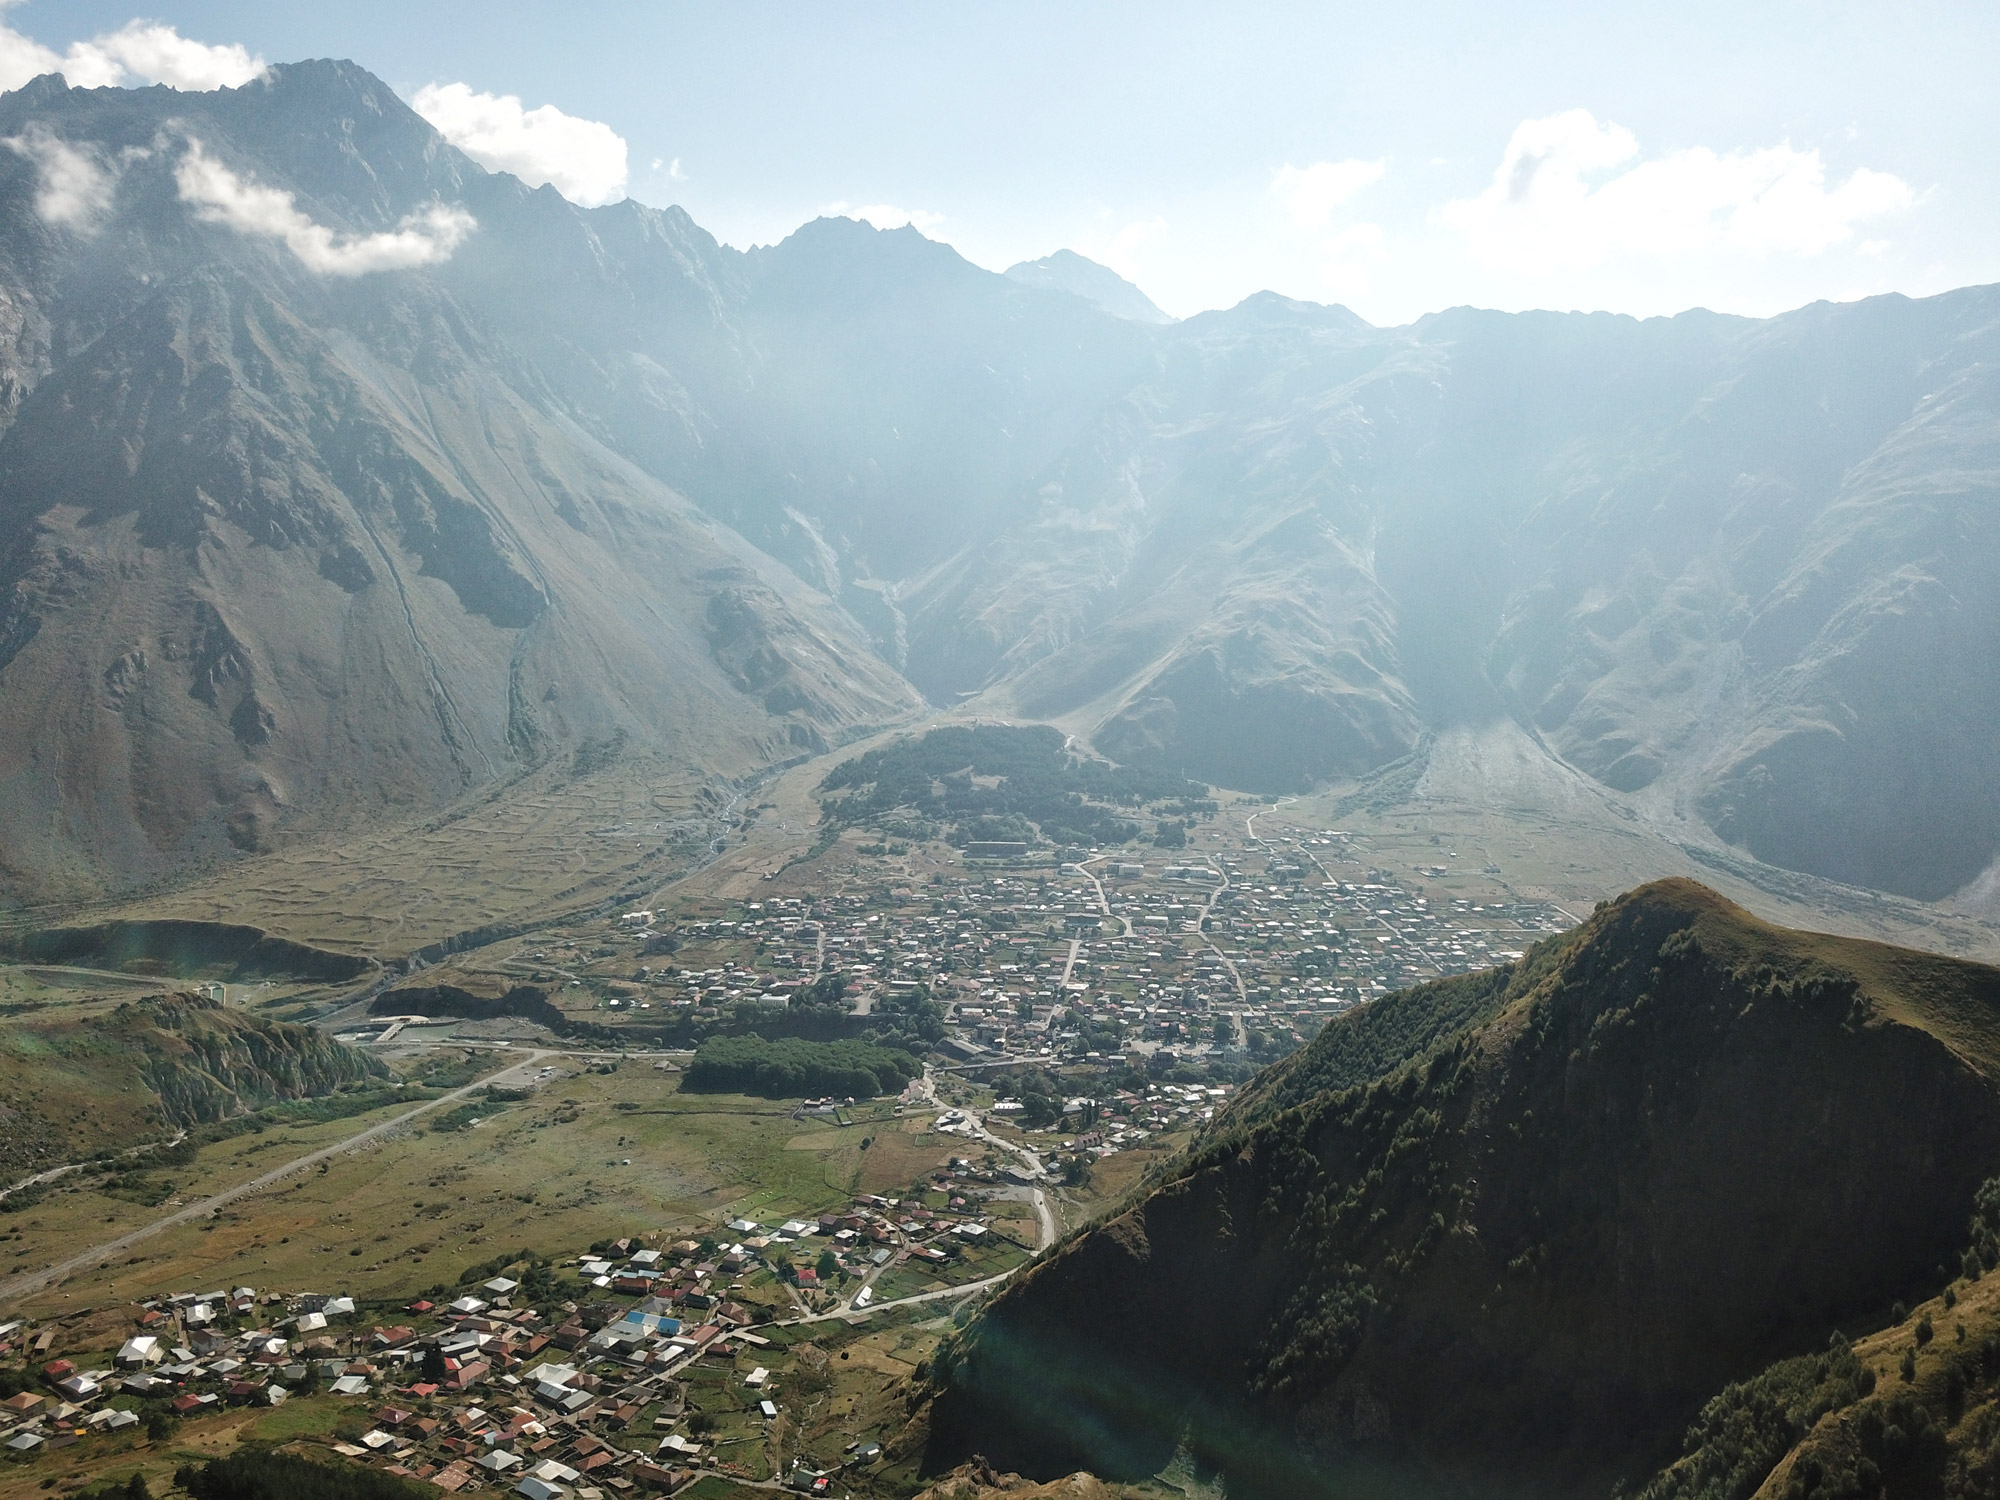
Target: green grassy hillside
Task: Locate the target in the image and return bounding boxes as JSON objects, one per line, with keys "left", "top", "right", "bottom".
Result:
{"left": 1638, "top": 1177, "right": 2000, "bottom": 1500}
{"left": 0, "top": 992, "right": 386, "bottom": 1179}
{"left": 925, "top": 880, "right": 2000, "bottom": 1500}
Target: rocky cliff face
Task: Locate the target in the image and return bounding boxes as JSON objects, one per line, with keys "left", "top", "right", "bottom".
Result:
{"left": 0, "top": 990, "right": 385, "bottom": 1173}
{"left": 1, "top": 61, "right": 1997, "bottom": 906}
{"left": 127, "top": 991, "right": 386, "bottom": 1125}
{"left": 0, "top": 64, "right": 918, "bottom": 902}
{"left": 926, "top": 881, "right": 2000, "bottom": 1499}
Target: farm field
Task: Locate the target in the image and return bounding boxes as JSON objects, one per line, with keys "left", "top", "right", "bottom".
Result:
{"left": 1, "top": 1056, "right": 988, "bottom": 1319}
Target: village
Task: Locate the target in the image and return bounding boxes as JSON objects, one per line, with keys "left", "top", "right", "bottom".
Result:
{"left": 0, "top": 796, "right": 1580, "bottom": 1500}
{"left": 0, "top": 1140, "right": 1088, "bottom": 1497}
{"left": 0, "top": 1019, "right": 1248, "bottom": 1500}
{"left": 551, "top": 810, "right": 1574, "bottom": 1085}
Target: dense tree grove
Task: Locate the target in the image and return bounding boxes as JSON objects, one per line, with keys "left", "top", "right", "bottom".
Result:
{"left": 682, "top": 1035, "right": 921, "bottom": 1098}
{"left": 818, "top": 724, "right": 1206, "bottom": 848}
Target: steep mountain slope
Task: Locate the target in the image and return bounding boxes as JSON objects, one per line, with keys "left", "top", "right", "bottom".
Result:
{"left": 1636, "top": 1181, "right": 2000, "bottom": 1500}
{"left": 0, "top": 65, "right": 917, "bottom": 902}
{"left": 925, "top": 880, "right": 2000, "bottom": 1499}
{"left": 931, "top": 293, "right": 2000, "bottom": 900}
{"left": 1, "top": 60, "right": 1997, "bottom": 909}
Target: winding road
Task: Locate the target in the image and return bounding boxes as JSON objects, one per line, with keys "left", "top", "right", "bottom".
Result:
{"left": 0, "top": 1050, "right": 553, "bottom": 1306}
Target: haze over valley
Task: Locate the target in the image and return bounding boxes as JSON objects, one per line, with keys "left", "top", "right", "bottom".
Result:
{"left": 2, "top": 9, "right": 2000, "bottom": 1500}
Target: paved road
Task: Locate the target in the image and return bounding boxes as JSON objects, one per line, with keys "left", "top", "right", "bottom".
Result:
{"left": 1058, "top": 936, "right": 1082, "bottom": 988}
{"left": 1157, "top": 836, "right": 1246, "bottom": 1042}
{"left": 1028, "top": 1185, "right": 1056, "bottom": 1248}
{"left": 769, "top": 1068, "right": 1058, "bottom": 1328}
{"left": 1074, "top": 855, "right": 1132, "bottom": 937}
{"left": 0, "top": 1051, "right": 552, "bottom": 1306}
{"left": 779, "top": 1269, "right": 1020, "bottom": 1326}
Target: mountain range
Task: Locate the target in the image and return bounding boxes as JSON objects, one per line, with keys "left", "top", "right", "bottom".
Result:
{"left": 1, "top": 60, "right": 1997, "bottom": 910}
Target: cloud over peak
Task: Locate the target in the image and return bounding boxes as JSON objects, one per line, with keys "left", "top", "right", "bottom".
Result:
{"left": 1273, "top": 158, "right": 1386, "bottom": 227}
{"left": 176, "top": 139, "right": 475, "bottom": 275}
{"left": 1442, "top": 108, "right": 1914, "bottom": 272}
{"left": 412, "top": 82, "right": 628, "bottom": 208}
{"left": 3, "top": 123, "right": 112, "bottom": 229}
{"left": 0, "top": 16, "right": 264, "bottom": 94}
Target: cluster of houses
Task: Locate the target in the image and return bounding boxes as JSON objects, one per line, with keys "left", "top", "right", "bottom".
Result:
{"left": 0, "top": 1272, "right": 798, "bottom": 1493}
{"left": 0, "top": 1180, "right": 1023, "bottom": 1493}
{"left": 590, "top": 845, "right": 1569, "bottom": 1088}
{"left": 1, "top": 1293, "right": 367, "bottom": 1455}
{"left": 990, "top": 1080, "right": 1232, "bottom": 1151}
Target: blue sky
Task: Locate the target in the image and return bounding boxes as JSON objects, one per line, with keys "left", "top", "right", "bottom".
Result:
{"left": 8, "top": 0, "right": 1997, "bottom": 323}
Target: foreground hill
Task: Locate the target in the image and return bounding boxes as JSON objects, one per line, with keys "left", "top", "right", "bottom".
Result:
{"left": 925, "top": 880, "right": 2000, "bottom": 1499}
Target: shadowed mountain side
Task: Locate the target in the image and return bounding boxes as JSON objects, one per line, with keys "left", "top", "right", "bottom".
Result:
{"left": 925, "top": 880, "right": 2000, "bottom": 1500}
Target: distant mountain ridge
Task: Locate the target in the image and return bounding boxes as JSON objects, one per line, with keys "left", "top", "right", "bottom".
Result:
{"left": 0, "top": 60, "right": 1997, "bottom": 907}
{"left": 1003, "top": 250, "right": 1174, "bottom": 324}
{"left": 0, "top": 62, "right": 921, "bottom": 902}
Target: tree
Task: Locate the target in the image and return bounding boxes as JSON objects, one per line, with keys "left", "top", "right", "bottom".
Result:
{"left": 1019, "top": 1092, "right": 1059, "bottom": 1129}
{"left": 419, "top": 1343, "right": 449, "bottom": 1383}
{"left": 816, "top": 1250, "right": 839, "bottom": 1281}
{"left": 792, "top": 973, "right": 849, "bottom": 1011}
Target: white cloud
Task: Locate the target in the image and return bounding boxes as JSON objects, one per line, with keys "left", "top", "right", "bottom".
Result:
{"left": 1319, "top": 221, "right": 1387, "bottom": 293}
{"left": 823, "top": 200, "right": 945, "bottom": 233}
{"left": 1441, "top": 108, "right": 1913, "bottom": 273}
{"left": 3, "top": 123, "right": 112, "bottom": 228}
{"left": 1080, "top": 215, "right": 1167, "bottom": 282}
{"left": 1272, "top": 158, "right": 1385, "bottom": 227}
{"left": 0, "top": 15, "right": 263, "bottom": 94}
{"left": 0, "top": 15, "right": 63, "bottom": 92}
{"left": 72, "top": 22, "right": 264, "bottom": 90}
{"left": 175, "top": 139, "right": 475, "bottom": 275}
{"left": 411, "top": 81, "right": 627, "bottom": 208}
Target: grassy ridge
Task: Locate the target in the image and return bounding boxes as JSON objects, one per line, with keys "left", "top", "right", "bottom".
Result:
{"left": 926, "top": 880, "right": 2000, "bottom": 1499}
